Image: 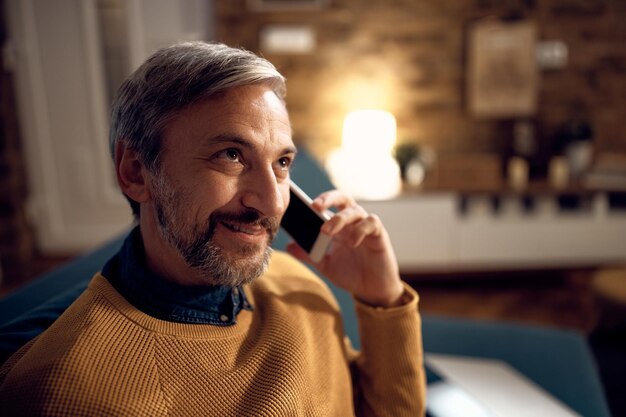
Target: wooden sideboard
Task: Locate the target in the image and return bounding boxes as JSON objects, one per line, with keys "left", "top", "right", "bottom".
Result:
{"left": 359, "top": 186, "right": 626, "bottom": 274}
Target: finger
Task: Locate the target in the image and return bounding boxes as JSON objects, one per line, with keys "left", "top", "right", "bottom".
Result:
{"left": 312, "top": 189, "right": 356, "bottom": 212}
{"left": 321, "top": 205, "right": 368, "bottom": 236}
{"left": 335, "top": 214, "right": 382, "bottom": 248}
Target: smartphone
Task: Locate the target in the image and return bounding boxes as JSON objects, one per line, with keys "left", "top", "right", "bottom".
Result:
{"left": 280, "top": 181, "right": 333, "bottom": 263}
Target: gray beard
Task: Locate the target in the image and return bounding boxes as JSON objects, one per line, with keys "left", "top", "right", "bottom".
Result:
{"left": 179, "top": 235, "right": 273, "bottom": 287}
{"left": 151, "top": 173, "right": 275, "bottom": 287}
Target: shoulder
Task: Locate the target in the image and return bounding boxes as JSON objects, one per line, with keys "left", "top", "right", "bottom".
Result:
{"left": 251, "top": 250, "right": 338, "bottom": 306}
{"left": 0, "top": 276, "right": 158, "bottom": 411}
{"left": 247, "top": 252, "right": 347, "bottom": 343}
{"left": 1, "top": 275, "right": 145, "bottom": 379}
{"left": 263, "top": 251, "right": 328, "bottom": 288}
{"left": 266, "top": 250, "right": 319, "bottom": 280}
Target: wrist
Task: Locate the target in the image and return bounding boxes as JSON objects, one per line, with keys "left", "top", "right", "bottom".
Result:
{"left": 357, "top": 282, "right": 407, "bottom": 308}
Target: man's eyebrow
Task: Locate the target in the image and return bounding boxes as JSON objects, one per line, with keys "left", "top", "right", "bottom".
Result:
{"left": 207, "top": 133, "right": 298, "bottom": 155}
{"left": 207, "top": 134, "right": 254, "bottom": 148}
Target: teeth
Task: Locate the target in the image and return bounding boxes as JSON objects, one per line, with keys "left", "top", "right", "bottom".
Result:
{"left": 224, "top": 222, "right": 258, "bottom": 234}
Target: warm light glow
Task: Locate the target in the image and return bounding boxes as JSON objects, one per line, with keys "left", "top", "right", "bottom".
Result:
{"left": 341, "top": 79, "right": 393, "bottom": 113}
{"left": 327, "top": 110, "right": 401, "bottom": 201}
{"left": 341, "top": 110, "right": 397, "bottom": 154}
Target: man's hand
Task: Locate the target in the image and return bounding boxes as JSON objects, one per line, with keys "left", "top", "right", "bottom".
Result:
{"left": 285, "top": 190, "right": 404, "bottom": 308}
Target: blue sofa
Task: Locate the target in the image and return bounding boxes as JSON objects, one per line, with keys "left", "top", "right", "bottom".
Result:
{"left": 0, "top": 149, "right": 611, "bottom": 417}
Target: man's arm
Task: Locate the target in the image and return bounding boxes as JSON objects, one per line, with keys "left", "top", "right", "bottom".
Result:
{"left": 286, "top": 190, "right": 426, "bottom": 416}
{"left": 350, "top": 284, "right": 426, "bottom": 417}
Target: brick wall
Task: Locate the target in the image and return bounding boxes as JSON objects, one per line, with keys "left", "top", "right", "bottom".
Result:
{"left": 1, "top": 0, "right": 624, "bottom": 284}
{"left": 215, "top": 0, "right": 626, "bottom": 163}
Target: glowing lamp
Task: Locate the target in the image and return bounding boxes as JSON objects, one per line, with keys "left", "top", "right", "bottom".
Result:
{"left": 327, "top": 110, "right": 401, "bottom": 201}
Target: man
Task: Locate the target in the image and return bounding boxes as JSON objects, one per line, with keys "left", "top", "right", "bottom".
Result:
{"left": 0, "top": 42, "right": 425, "bottom": 416}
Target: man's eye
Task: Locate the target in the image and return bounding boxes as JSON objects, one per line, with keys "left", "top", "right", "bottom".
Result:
{"left": 219, "top": 149, "right": 241, "bottom": 162}
{"left": 278, "top": 157, "right": 293, "bottom": 170}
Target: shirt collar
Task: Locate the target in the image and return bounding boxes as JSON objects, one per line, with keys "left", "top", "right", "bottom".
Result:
{"left": 102, "top": 227, "right": 253, "bottom": 326}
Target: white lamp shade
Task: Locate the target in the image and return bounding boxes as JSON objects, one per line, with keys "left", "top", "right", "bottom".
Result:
{"left": 327, "top": 110, "right": 401, "bottom": 201}
{"left": 341, "top": 110, "right": 397, "bottom": 156}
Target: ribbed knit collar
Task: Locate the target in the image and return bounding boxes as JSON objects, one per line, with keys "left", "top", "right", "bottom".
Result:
{"left": 102, "top": 227, "right": 253, "bottom": 326}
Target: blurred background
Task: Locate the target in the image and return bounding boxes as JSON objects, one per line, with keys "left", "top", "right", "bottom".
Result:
{"left": 1, "top": 0, "right": 625, "bottom": 413}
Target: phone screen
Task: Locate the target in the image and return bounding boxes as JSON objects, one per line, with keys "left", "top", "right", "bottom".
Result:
{"left": 280, "top": 188, "right": 326, "bottom": 253}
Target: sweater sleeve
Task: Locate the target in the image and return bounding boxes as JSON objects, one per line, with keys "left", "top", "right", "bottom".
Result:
{"left": 350, "top": 282, "right": 426, "bottom": 417}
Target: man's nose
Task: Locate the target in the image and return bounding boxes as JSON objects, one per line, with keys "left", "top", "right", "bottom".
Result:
{"left": 240, "top": 167, "right": 286, "bottom": 218}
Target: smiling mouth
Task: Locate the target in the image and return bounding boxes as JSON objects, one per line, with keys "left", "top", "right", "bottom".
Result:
{"left": 211, "top": 210, "right": 279, "bottom": 243}
{"left": 221, "top": 221, "right": 264, "bottom": 235}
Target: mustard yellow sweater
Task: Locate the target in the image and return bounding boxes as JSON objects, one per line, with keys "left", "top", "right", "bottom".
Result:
{"left": 0, "top": 252, "right": 425, "bottom": 416}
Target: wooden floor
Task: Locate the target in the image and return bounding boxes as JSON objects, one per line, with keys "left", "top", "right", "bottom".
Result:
{"left": 408, "top": 268, "right": 599, "bottom": 333}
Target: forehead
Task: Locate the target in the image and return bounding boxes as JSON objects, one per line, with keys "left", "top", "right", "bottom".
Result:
{"left": 162, "top": 84, "right": 293, "bottom": 153}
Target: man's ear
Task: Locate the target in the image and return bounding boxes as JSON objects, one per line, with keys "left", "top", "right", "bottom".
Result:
{"left": 115, "top": 141, "right": 150, "bottom": 204}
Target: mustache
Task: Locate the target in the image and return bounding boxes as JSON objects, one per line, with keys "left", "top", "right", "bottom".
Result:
{"left": 209, "top": 209, "right": 281, "bottom": 239}
{"left": 183, "top": 209, "right": 279, "bottom": 272}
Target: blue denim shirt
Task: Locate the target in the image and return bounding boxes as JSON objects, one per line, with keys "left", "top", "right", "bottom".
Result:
{"left": 102, "top": 227, "right": 253, "bottom": 326}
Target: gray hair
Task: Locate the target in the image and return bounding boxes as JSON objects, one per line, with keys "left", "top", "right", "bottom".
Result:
{"left": 109, "top": 41, "right": 287, "bottom": 215}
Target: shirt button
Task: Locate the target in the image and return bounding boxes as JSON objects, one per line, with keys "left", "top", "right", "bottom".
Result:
{"left": 220, "top": 314, "right": 229, "bottom": 322}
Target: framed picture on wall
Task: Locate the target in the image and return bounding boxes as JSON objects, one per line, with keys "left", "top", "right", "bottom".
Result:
{"left": 467, "top": 19, "right": 538, "bottom": 119}
{"left": 246, "top": 0, "right": 328, "bottom": 11}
